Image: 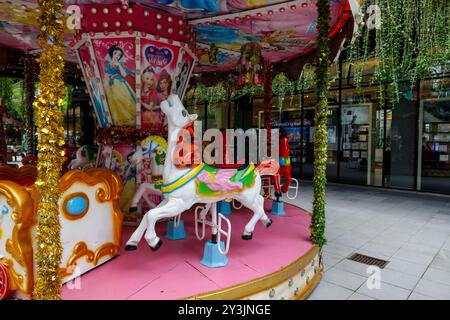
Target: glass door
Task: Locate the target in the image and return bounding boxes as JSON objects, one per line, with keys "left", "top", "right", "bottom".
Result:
{"left": 301, "top": 106, "right": 339, "bottom": 182}
{"left": 339, "top": 103, "right": 373, "bottom": 185}
{"left": 418, "top": 98, "right": 450, "bottom": 194}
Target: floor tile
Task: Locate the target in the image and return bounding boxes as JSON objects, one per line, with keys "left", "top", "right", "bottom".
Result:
{"left": 359, "top": 242, "right": 400, "bottom": 258}
{"left": 322, "top": 243, "right": 356, "bottom": 258}
{"left": 379, "top": 269, "right": 421, "bottom": 290}
{"left": 323, "top": 252, "right": 345, "bottom": 271}
{"left": 348, "top": 293, "right": 376, "bottom": 300}
{"left": 391, "top": 248, "right": 435, "bottom": 265}
{"left": 384, "top": 258, "right": 429, "bottom": 278}
{"left": 422, "top": 267, "right": 450, "bottom": 286}
{"left": 333, "top": 259, "right": 371, "bottom": 277}
{"left": 408, "top": 292, "right": 436, "bottom": 300}
{"left": 414, "top": 278, "right": 450, "bottom": 300}
{"left": 323, "top": 267, "right": 367, "bottom": 291}
{"left": 429, "top": 250, "right": 450, "bottom": 272}
{"left": 356, "top": 282, "right": 411, "bottom": 300}
{"left": 308, "top": 280, "right": 354, "bottom": 300}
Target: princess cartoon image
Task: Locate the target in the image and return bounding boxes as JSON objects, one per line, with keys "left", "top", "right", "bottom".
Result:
{"left": 103, "top": 44, "right": 136, "bottom": 126}
{"left": 156, "top": 69, "right": 173, "bottom": 103}
{"left": 85, "top": 61, "right": 108, "bottom": 127}
{"left": 119, "top": 152, "right": 138, "bottom": 218}
{"left": 141, "top": 66, "right": 162, "bottom": 128}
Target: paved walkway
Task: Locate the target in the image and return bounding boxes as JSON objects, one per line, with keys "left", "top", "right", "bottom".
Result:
{"left": 285, "top": 181, "right": 450, "bottom": 300}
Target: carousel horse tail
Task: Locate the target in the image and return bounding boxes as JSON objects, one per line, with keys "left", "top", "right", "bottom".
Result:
{"left": 256, "top": 158, "right": 280, "bottom": 177}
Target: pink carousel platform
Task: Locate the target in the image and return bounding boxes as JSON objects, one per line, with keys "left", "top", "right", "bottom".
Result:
{"left": 61, "top": 201, "right": 322, "bottom": 300}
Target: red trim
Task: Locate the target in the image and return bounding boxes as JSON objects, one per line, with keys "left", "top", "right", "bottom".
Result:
{"left": 77, "top": 4, "right": 194, "bottom": 47}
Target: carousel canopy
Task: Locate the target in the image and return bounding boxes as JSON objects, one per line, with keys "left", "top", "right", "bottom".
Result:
{"left": 0, "top": 0, "right": 358, "bottom": 75}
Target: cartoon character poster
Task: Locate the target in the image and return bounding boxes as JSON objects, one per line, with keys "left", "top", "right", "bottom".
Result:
{"left": 96, "top": 145, "right": 112, "bottom": 168}
{"left": 110, "top": 145, "right": 138, "bottom": 225}
{"left": 139, "top": 157, "right": 163, "bottom": 213}
{"left": 140, "top": 38, "right": 180, "bottom": 130}
{"left": 78, "top": 43, "right": 109, "bottom": 128}
{"left": 92, "top": 38, "right": 137, "bottom": 127}
{"left": 175, "top": 49, "right": 194, "bottom": 98}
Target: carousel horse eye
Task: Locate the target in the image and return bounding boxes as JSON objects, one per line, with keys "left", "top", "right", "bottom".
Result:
{"left": 168, "top": 100, "right": 173, "bottom": 107}
{"left": 182, "top": 110, "right": 187, "bottom": 117}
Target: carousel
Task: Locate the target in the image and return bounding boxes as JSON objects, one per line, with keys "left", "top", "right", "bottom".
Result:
{"left": 0, "top": 0, "right": 360, "bottom": 300}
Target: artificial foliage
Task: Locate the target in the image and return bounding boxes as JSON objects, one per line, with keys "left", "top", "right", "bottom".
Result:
{"left": 232, "top": 84, "right": 264, "bottom": 99}
{"left": 32, "top": 0, "right": 66, "bottom": 300}
{"left": 0, "top": 78, "right": 15, "bottom": 161}
{"left": 272, "top": 73, "right": 295, "bottom": 110}
{"left": 195, "top": 82, "right": 227, "bottom": 116}
{"left": 348, "top": 0, "right": 450, "bottom": 101}
{"left": 24, "top": 56, "right": 37, "bottom": 156}
{"left": 0, "top": 78, "right": 14, "bottom": 107}
{"left": 311, "top": 0, "right": 331, "bottom": 247}
{"left": 297, "top": 64, "right": 316, "bottom": 92}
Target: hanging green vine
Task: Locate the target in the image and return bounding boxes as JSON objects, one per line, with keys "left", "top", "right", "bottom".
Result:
{"left": 272, "top": 73, "right": 294, "bottom": 110}
{"left": 232, "top": 84, "right": 264, "bottom": 99}
{"left": 0, "top": 77, "right": 14, "bottom": 108}
{"left": 297, "top": 64, "right": 316, "bottom": 92}
{"left": 349, "top": 0, "right": 450, "bottom": 100}
{"left": 195, "top": 82, "right": 227, "bottom": 116}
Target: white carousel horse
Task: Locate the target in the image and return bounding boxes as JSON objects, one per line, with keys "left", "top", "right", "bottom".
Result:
{"left": 128, "top": 138, "right": 166, "bottom": 212}
{"left": 125, "top": 94, "right": 275, "bottom": 251}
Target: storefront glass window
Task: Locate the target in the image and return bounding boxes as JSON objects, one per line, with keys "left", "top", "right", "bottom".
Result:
{"left": 418, "top": 77, "right": 450, "bottom": 194}
{"left": 387, "top": 82, "right": 418, "bottom": 190}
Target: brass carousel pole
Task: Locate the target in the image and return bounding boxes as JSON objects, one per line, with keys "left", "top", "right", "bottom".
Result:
{"left": 32, "top": 0, "right": 66, "bottom": 300}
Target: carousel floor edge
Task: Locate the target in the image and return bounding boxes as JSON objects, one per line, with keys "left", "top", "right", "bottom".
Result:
{"left": 185, "top": 246, "right": 322, "bottom": 300}
{"left": 61, "top": 202, "right": 317, "bottom": 300}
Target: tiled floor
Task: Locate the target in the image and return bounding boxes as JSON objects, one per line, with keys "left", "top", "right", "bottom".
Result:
{"left": 284, "top": 181, "right": 450, "bottom": 300}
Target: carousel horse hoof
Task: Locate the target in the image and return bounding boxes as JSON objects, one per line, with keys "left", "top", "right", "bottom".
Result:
{"left": 265, "top": 219, "right": 273, "bottom": 228}
{"left": 150, "top": 239, "right": 163, "bottom": 251}
{"left": 242, "top": 233, "right": 253, "bottom": 241}
{"left": 129, "top": 206, "right": 138, "bottom": 213}
{"left": 125, "top": 244, "right": 137, "bottom": 251}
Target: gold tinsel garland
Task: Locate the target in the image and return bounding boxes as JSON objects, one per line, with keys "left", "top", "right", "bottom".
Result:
{"left": 32, "top": 0, "right": 66, "bottom": 300}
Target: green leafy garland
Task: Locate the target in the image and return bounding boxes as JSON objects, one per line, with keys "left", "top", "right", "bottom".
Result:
{"left": 195, "top": 82, "right": 227, "bottom": 116}
{"left": 272, "top": 73, "right": 295, "bottom": 110}
{"left": 232, "top": 84, "right": 264, "bottom": 99}
{"left": 0, "top": 77, "right": 14, "bottom": 109}
{"left": 297, "top": 64, "right": 316, "bottom": 92}
{"left": 349, "top": 0, "right": 450, "bottom": 101}
{"left": 24, "top": 56, "right": 37, "bottom": 155}
{"left": 0, "top": 77, "right": 27, "bottom": 122}
{"left": 311, "top": 0, "right": 330, "bottom": 247}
